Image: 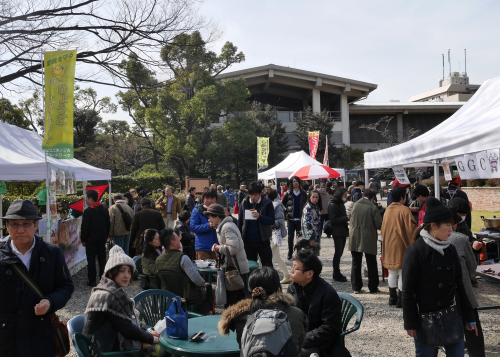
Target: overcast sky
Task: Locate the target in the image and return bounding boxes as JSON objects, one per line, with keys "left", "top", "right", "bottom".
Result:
{"left": 98, "top": 0, "right": 500, "bottom": 122}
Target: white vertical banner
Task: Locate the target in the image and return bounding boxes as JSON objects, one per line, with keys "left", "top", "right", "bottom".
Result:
{"left": 392, "top": 165, "right": 410, "bottom": 185}
{"left": 486, "top": 149, "right": 500, "bottom": 178}
{"left": 464, "top": 153, "right": 480, "bottom": 179}
{"left": 454, "top": 156, "right": 469, "bottom": 180}
{"left": 441, "top": 159, "right": 452, "bottom": 181}
{"left": 476, "top": 151, "right": 492, "bottom": 179}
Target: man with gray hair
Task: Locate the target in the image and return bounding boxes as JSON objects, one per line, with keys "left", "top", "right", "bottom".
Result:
{"left": 108, "top": 193, "right": 134, "bottom": 255}
{"left": 216, "top": 185, "right": 228, "bottom": 207}
{"left": 156, "top": 187, "right": 182, "bottom": 229}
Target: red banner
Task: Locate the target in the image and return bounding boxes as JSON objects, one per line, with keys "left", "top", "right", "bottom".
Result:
{"left": 323, "top": 135, "right": 329, "bottom": 166}
{"left": 309, "top": 131, "right": 320, "bottom": 160}
{"left": 68, "top": 185, "right": 109, "bottom": 212}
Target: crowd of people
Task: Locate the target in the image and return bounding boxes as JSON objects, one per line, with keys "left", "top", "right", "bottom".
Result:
{"left": 0, "top": 173, "right": 488, "bottom": 357}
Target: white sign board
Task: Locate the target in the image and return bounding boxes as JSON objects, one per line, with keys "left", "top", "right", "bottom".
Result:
{"left": 392, "top": 166, "right": 410, "bottom": 185}
{"left": 441, "top": 159, "right": 452, "bottom": 181}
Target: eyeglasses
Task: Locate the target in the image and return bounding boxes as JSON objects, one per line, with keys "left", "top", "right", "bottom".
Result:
{"left": 290, "top": 266, "right": 309, "bottom": 273}
{"left": 7, "top": 221, "right": 36, "bottom": 229}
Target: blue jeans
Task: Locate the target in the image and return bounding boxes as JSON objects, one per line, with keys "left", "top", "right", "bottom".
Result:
{"left": 414, "top": 329, "right": 465, "bottom": 357}
{"left": 113, "top": 235, "right": 130, "bottom": 256}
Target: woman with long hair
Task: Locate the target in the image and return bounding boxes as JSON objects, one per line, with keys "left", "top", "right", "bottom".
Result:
{"left": 300, "top": 190, "right": 322, "bottom": 256}
{"left": 328, "top": 187, "right": 349, "bottom": 282}
{"left": 140, "top": 229, "right": 161, "bottom": 288}
{"left": 218, "top": 267, "right": 304, "bottom": 354}
{"left": 402, "top": 197, "right": 477, "bottom": 356}
{"left": 123, "top": 192, "right": 134, "bottom": 209}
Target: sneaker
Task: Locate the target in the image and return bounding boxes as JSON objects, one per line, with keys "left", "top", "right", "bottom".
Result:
{"left": 353, "top": 289, "right": 364, "bottom": 294}
{"left": 333, "top": 273, "right": 347, "bottom": 282}
{"left": 280, "top": 277, "right": 291, "bottom": 284}
{"left": 470, "top": 277, "right": 479, "bottom": 287}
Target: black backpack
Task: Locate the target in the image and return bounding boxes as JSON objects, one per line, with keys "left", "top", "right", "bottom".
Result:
{"left": 116, "top": 204, "right": 133, "bottom": 231}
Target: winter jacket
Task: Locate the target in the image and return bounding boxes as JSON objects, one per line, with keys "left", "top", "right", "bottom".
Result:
{"left": 236, "top": 190, "right": 246, "bottom": 209}
{"left": 318, "top": 188, "right": 330, "bottom": 215}
{"left": 218, "top": 293, "right": 305, "bottom": 355}
{"left": 190, "top": 204, "right": 219, "bottom": 252}
{"left": 224, "top": 190, "right": 235, "bottom": 208}
{"left": 351, "top": 187, "right": 362, "bottom": 203}
{"left": 81, "top": 202, "right": 111, "bottom": 243}
{"left": 130, "top": 206, "right": 165, "bottom": 247}
{"left": 217, "top": 192, "right": 228, "bottom": 207}
{"left": 237, "top": 195, "right": 275, "bottom": 242}
{"left": 216, "top": 216, "right": 249, "bottom": 274}
{"left": 108, "top": 200, "right": 134, "bottom": 237}
{"left": 155, "top": 195, "right": 182, "bottom": 220}
{"left": 448, "top": 231, "right": 479, "bottom": 309}
{"left": 402, "top": 237, "right": 475, "bottom": 330}
{"left": 348, "top": 198, "right": 383, "bottom": 256}
{"left": 282, "top": 188, "right": 308, "bottom": 220}
{"left": 83, "top": 276, "right": 153, "bottom": 352}
{"left": 328, "top": 196, "right": 349, "bottom": 238}
{"left": 0, "top": 235, "right": 74, "bottom": 357}
{"left": 381, "top": 203, "right": 417, "bottom": 269}
{"left": 272, "top": 198, "right": 287, "bottom": 240}
{"left": 301, "top": 203, "right": 322, "bottom": 242}
{"left": 287, "top": 277, "right": 342, "bottom": 357}
{"left": 186, "top": 193, "right": 196, "bottom": 212}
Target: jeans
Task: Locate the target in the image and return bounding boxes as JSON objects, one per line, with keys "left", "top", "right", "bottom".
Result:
{"left": 113, "top": 235, "right": 130, "bottom": 255}
{"left": 351, "top": 251, "right": 379, "bottom": 292}
{"left": 332, "top": 236, "right": 346, "bottom": 274}
{"left": 287, "top": 220, "right": 301, "bottom": 257}
{"left": 244, "top": 239, "right": 273, "bottom": 267}
{"left": 86, "top": 239, "right": 106, "bottom": 284}
{"left": 414, "top": 329, "right": 465, "bottom": 357}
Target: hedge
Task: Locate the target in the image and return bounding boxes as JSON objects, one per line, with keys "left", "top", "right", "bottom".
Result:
{"left": 110, "top": 172, "right": 177, "bottom": 193}
{"left": 417, "top": 176, "right": 500, "bottom": 188}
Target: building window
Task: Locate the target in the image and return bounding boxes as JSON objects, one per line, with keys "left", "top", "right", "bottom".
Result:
{"left": 331, "top": 131, "right": 343, "bottom": 144}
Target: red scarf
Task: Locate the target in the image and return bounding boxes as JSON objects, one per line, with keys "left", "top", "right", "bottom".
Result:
{"left": 90, "top": 202, "right": 102, "bottom": 209}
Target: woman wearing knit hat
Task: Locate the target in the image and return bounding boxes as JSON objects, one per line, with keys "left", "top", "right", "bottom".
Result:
{"left": 402, "top": 197, "right": 477, "bottom": 356}
{"left": 83, "top": 246, "right": 163, "bottom": 355}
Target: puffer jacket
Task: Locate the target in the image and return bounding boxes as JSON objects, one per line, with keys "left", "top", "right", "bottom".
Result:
{"left": 281, "top": 188, "right": 308, "bottom": 220}
{"left": 216, "top": 216, "right": 249, "bottom": 274}
{"left": 218, "top": 293, "right": 305, "bottom": 355}
{"left": 0, "top": 235, "right": 74, "bottom": 357}
{"left": 328, "top": 196, "right": 349, "bottom": 238}
{"left": 190, "top": 203, "right": 218, "bottom": 252}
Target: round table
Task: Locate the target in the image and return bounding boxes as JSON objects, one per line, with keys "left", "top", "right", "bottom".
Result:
{"left": 195, "top": 260, "right": 259, "bottom": 285}
{"left": 159, "top": 315, "right": 240, "bottom": 357}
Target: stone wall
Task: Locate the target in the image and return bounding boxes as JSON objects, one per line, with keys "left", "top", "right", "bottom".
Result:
{"left": 461, "top": 187, "right": 500, "bottom": 211}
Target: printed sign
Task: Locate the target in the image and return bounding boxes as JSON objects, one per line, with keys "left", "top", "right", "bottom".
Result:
{"left": 257, "top": 137, "right": 269, "bottom": 169}
{"left": 392, "top": 165, "right": 410, "bottom": 185}
{"left": 323, "top": 135, "right": 329, "bottom": 166}
{"left": 454, "top": 155, "right": 468, "bottom": 180}
{"left": 441, "top": 159, "right": 452, "bottom": 181}
{"left": 486, "top": 149, "right": 500, "bottom": 178}
{"left": 308, "top": 131, "right": 320, "bottom": 160}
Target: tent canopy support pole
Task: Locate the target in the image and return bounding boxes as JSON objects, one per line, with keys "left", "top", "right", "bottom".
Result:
{"left": 364, "top": 169, "right": 369, "bottom": 187}
{"left": 0, "top": 193, "right": 3, "bottom": 237}
{"left": 433, "top": 160, "right": 441, "bottom": 199}
{"left": 108, "top": 180, "right": 112, "bottom": 208}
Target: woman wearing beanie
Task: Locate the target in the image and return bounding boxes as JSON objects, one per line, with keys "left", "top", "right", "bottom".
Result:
{"left": 83, "top": 246, "right": 163, "bottom": 356}
{"left": 206, "top": 203, "right": 249, "bottom": 306}
{"left": 218, "top": 267, "right": 304, "bottom": 355}
{"left": 402, "top": 197, "right": 477, "bottom": 357}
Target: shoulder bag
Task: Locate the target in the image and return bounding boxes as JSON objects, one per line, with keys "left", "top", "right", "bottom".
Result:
{"left": 224, "top": 251, "right": 244, "bottom": 291}
{"left": 116, "top": 204, "right": 133, "bottom": 231}
{"left": 9, "top": 263, "right": 70, "bottom": 356}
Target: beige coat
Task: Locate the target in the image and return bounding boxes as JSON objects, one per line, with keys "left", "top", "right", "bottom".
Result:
{"left": 381, "top": 203, "right": 417, "bottom": 269}
{"left": 155, "top": 195, "right": 182, "bottom": 220}
{"left": 348, "top": 198, "right": 383, "bottom": 255}
{"left": 108, "top": 200, "right": 134, "bottom": 237}
{"left": 217, "top": 216, "right": 249, "bottom": 274}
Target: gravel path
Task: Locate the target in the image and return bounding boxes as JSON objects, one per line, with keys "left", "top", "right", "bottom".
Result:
{"left": 60, "top": 235, "right": 500, "bottom": 357}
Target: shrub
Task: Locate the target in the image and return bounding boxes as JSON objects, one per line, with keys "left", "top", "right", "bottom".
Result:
{"left": 485, "top": 178, "right": 500, "bottom": 187}
{"left": 419, "top": 176, "right": 448, "bottom": 188}
{"left": 110, "top": 172, "right": 176, "bottom": 193}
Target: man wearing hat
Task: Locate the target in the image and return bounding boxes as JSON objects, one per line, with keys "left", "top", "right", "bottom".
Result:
{"left": 108, "top": 193, "right": 135, "bottom": 255}
{"left": 0, "top": 199, "right": 74, "bottom": 356}
{"left": 443, "top": 176, "right": 471, "bottom": 228}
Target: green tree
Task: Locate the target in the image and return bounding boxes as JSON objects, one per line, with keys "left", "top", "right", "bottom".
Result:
{"left": 0, "top": 97, "right": 32, "bottom": 130}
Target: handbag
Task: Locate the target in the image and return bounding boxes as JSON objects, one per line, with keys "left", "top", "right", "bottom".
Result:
{"left": 224, "top": 252, "right": 245, "bottom": 291}
{"left": 418, "top": 305, "right": 464, "bottom": 347}
{"left": 9, "top": 263, "right": 70, "bottom": 356}
{"left": 215, "top": 266, "right": 227, "bottom": 305}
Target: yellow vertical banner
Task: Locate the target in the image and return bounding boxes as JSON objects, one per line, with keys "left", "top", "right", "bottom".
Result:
{"left": 43, "top": 50, "right": 77, "bottom": 159}
{"left": 257, "top": 137, "right": 270, "bottom": 169}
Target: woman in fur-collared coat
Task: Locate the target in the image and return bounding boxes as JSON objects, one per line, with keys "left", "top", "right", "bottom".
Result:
{"left": 218, "top": 267, "right": 305, "bottom": 356}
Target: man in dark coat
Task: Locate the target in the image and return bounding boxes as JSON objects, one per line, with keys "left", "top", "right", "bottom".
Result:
{"left": 81, "top": 189, "right": 111, "bottom": 286}
{"left": 185, "top": 186, "right": 197, "bottom": 212}
{"left": 287, "top": 249, "right": 343, "bottom": 357}
{"left": 442, "top": 176, "right": 472, "bottom": 228}
{"left": 236, "top": 183, "right": 247, "bottom": 210}
{"left": 351, "top": 181, "right": 364, "bottom": 203}
{"left": 130, "top": 198, "right": 166, "bottom": 255}
{"left": 281, "top": 176, "right": 308, "bottom": 260}
{"left": 0, "top": 199, "right": 74, "bottom": 357}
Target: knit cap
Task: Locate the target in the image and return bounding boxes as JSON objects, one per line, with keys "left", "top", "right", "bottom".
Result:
{"left": 423, "top": 197, "right": 454, "bottom": 224}
{"left": 104, "top": 245, "right": 136, "bottom": 275}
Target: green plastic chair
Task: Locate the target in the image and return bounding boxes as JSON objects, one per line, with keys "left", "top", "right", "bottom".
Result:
{"left": 336, "top": 292, "right": 364, "bottom": 348}
{"left": 72, "top": 332, "right": 140, "bottom": 357}
{"left": 133, "top": 289, "right": 202, "bottom": 328}
{"left": 156, "top": 270, "right": 213, "bottom": 314}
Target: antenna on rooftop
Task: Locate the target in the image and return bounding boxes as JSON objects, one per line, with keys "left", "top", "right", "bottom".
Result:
{"left": 448, "top": 49, "right": 451, "bottom": 77}
{"left": 464, "top": 49, "right": 467, "bottom": 76}
{"left": 442, "top": 54, "right": 444, "bottom": 80}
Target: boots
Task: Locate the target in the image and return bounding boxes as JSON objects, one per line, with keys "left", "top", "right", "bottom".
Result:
{"left": 389, "top": 287, "right": 397, "bottom": 306}
{"left": 396, "top": 289, "right": 402, "bottom": 308}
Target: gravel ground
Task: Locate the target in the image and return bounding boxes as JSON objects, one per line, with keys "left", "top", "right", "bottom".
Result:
{"left": 61, "top": 234, "right": 500, "bottom": 357}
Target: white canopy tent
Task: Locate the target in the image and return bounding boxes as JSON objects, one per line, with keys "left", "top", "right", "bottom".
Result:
{"left": 363, "top": 75, "right": 500, "bottom": 196}
{"left": 0, "top": 122, "right": 111, "bottom": 181}
{"left": 258, "top": 150, "right": 345, "bottom": 180}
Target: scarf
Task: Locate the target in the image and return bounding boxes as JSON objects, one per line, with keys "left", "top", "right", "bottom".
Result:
{"left": 421, "top": 229, "right": 450, "bottom": 256}
{"left": 89, "top": 201, "right": 102, "bottom": 209}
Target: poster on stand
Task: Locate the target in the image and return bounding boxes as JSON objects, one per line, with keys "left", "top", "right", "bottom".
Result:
{"left": 52, "top": 217, "right": 86, "bottom": 273}
{"left": 392, "top": 165, "right": 410, "bottom": 185}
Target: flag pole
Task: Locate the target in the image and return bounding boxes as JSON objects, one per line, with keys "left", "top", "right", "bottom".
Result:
{"left": 256, "top": 137, "right": 259, "bottom": 181}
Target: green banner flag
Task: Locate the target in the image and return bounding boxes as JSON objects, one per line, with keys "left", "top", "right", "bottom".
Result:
{"left": 42, "top": 50, "right": 77, "bottom": 159}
